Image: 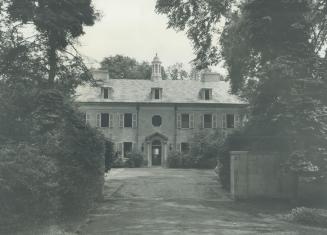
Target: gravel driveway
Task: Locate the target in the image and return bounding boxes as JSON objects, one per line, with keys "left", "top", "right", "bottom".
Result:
{"left": 81, "top": 168, "right": 327, "bottom": 235}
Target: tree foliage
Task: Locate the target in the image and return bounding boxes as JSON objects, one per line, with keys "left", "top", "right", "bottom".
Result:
{"left": 3, "top": 0, "right": 98, "bottom": 87}
{"left": 100, "top": 55, "right": 168, "bottom": 80}
{"left": 156, "top": 0, "right": 327, "bottom": 178}
{"left": 0, "top": 0, "right": 105, "bottom": 231}
{"left": 166, "top": 62, "right": 188, "bottom": 80}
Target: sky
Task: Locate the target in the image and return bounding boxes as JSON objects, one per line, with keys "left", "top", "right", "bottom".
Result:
{"left": 78, "top": 0, "right": 196, "bottom": 70}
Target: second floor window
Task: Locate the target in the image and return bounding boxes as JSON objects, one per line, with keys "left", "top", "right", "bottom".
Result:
{"left": 101, "top": 113, "right": 109, "bottom": 127}
{"left": 177, "top": 113, "right": 194, "bottom": 129}
{"left": 119, "top": 113, "right": 137, "bottom": 128}
{"left": 124, "top": 113, "right": 133, "bottom": 128}
{"left": 181, "top": 114, "right": 190, "bottom": 128}
{"left": 227, "top": 114, "right": 235, "bottom": 128}
{"left": 96, "top": 113, "right": 113, "bottom": 128}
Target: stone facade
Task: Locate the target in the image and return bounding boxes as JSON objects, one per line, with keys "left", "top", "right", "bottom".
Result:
{"left": 76, "top": 55, "right": 247, "bottom": 167}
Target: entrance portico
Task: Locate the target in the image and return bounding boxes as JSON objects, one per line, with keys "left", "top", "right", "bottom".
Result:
{"left": 145, "top": 132, "right": 168, "bottom": 168}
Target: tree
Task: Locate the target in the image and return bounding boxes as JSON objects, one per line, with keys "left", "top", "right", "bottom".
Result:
{"left": 6, "top": 0, "right": 98, "bottom": 87}
{"left": 0, "top": 1, "right": 105, "bottom": 229}
{"left": 166, "top": 62, "right": 188, "bottom": 80}
{"left": 100, "top": 55, "right": 151, "bottom": 80}
{"left": 156, "top": 0, "right": 327, "bottom": 182}
{"left": 100, "top": 54, "right": 168, "bottom": 80}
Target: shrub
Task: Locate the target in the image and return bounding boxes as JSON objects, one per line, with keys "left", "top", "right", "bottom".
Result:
{"left": 286, "top": 207, "right": 327, "bottom": 228}
{"left": 125, "top": 151, "right": 145, "bottom": 168}
{"left": 32, "top": 90, "right": 105, "bottom": 217}
{"left": 112, "top": 157, "right": 126, "bottom": 168}
{"left": 0, "top": 144, "right": 58, "bottom": 231}
{"left": 167, "top": 151, "right": 182, "bottom": 168}
{"left": 104, "top": 140, "right": 115, "bottom": 172}
{"left": 186, "top": 130, "right": 225, "bottom": 169}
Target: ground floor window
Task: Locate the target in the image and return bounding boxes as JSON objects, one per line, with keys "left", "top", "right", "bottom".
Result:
{"left": 124, "top": 142, "right": 133, "bottom": 157}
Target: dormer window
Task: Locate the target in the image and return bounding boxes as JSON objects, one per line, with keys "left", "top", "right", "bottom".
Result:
{"left": 152, "top": 88, "right": 162, "bottom": 100}
{"left": 154, "top": 89, "right": 160, "bottom": 99}
{"left": 101, "top": 87, "right": 112, "bottom": 99}
{"left": 201, "top": 88, "right": 213, "bottom": 100}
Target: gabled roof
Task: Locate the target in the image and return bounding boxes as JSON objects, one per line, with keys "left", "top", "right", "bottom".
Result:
{"left": 145, "top": 132, "right": 169, "bottom": 142}
{"left": 75, "top": 78, "right": 246, "bottom": 105}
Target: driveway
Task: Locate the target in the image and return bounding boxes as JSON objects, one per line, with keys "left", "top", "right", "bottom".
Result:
{"left": 81, "top": 168, "right": 327, "bottom": 235}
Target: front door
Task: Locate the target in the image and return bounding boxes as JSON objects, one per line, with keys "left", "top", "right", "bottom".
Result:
{"left": 152, "top": 140, "right": 162, "bottom": 166}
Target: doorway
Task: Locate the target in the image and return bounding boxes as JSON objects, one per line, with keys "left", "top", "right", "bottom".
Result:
{"left": 152, "top": 140, "right": 162, "bottom": 166}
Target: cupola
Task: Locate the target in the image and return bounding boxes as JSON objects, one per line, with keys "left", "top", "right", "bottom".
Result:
{"left": 151, "top": 53, "right": 162, "bottom": 81}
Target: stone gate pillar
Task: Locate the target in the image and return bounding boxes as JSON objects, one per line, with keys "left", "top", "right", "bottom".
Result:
{"left": 230, "top": 151, "right": 249, "bottom": 200}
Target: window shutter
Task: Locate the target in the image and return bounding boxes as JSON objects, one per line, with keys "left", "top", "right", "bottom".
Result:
{"left": 118, "top": 113, "right": 124, "bottom": 128}
{"left": 109, "top": 114, "right": 114, "bottom": 128}
{"left": 176, "top": 143, "right": 181, "bottom": 152}
{"left": 177, "top": 114, "right": 182, "bottom": 129}
{"left": 200, "top": 114, "right": 204, "bottom": 128}
{"left": 209, "top": 89, "right": 213, "bottom": 100}
{"left": 132, "top": 113, "right": 137, "bottom": 128}
{"left": 189, "top": 113, "right": 195, "bottom": 129}
{"left": 235, "top": 114, "right": 241, "bottom": 128}
{"left": 96, "top": 113, "right": 101, "bottom": 127}
{"left": 85, "top": 113, "right": 90, "bottom": 125}
{"left": 222, "top": 114, "right": 227, "bottom": 129}
{"left": 213, "top": 114, "right": 218, "bottom": 128}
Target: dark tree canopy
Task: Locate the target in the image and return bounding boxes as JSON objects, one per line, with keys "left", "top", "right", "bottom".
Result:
{"left": 5, "top": 0, "right": 98, "bottom": 86}
{"left": 100, "top": 55, "right": 167, "bottom": 80}
{"left": 156, "top": 0, "right": 327, "bottom": 177}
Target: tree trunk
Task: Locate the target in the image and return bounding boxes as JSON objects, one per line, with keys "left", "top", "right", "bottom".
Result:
{"left": 48, "top": 33, "right": 57, "bottom": 87}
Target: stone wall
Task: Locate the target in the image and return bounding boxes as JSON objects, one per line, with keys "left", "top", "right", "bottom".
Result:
{"left": 230, "top": 151, "right": 294, "bottom": 200}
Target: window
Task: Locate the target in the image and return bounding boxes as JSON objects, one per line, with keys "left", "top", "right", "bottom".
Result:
{"left": 181, "top": 114, "right": 190, "bottom": 128}
{"left": 103, "top": 87, "right": 109, "bottom": 99}
{"left": 154, "top": 89, "right": 160, "bottom": 99}
{"left": 202, "top": 88, "right": 213, "bottom": 100}
{"left": 205, "top": 89, "right": 210, "bottom": 100}
{"left": 181, "top": 143, "right": 190, "bottom": 154}
{"left": 124, "top": 113, "right": 133, "bottom": 128}
{"left": 152, "top": 115, "right": 162, "bottom": 127}
{"left": 101, "top": 113, "right": 109, "bottom": 127}
{"left": 204, "top": 114, "right": 213, "bottom": 128}
{"left": 124, "top": 142, "right": 133, "bottom": 157}
{"left": 177, "top": 113, "right": 194, "bottom": 129}
{"left": 119, "top": 113, "right": 137, "bottom": 128}
{"left": 227, "top": 114, "right": 235, "bottom": 129}
{"left": 84, "top": 113, "right": 90, "bottom": 125}
{"left": 152, "top": 88, "right": 162, "bottom": 100}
